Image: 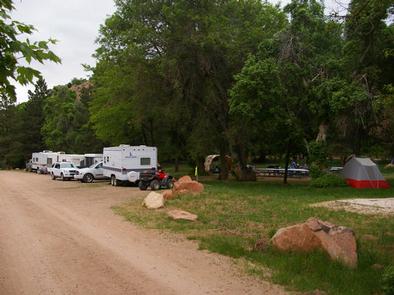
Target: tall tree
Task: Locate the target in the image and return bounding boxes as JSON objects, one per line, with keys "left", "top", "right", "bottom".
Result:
{"left": 0, "top": 0, "right": 59, "bottom": 168}
{"left": 230, "top": 0, "right": 343, "bottom": 182}
{"left": 22, "top": 77, "right": 50, "bottom": 154}
{"left": 92, "top": 0, "right": 286, "bottom": 176}
{"left": 42, "top": 81, "right": 103, "bottom": 154}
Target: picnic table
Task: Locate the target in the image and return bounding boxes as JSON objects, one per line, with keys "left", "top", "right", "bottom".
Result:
{"left": 256, "top": 167, "right": 309, "bottom": 178}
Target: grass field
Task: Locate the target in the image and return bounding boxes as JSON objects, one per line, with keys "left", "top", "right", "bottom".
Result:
{"left": 114, "top": 166, "right": 394, "bottom": 295}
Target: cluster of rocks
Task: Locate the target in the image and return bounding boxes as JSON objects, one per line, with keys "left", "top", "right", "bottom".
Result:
{"left": 142, "top": 175, "right": 203, "bottom": 221}
{"left": 270, "top": 218, "right": 358, "bottom": 268}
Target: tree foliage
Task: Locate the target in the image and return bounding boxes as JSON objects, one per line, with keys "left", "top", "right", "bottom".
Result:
{"left": 0, "top": 0, "right": 60, "bottom": 99}
{"left": 0, "top": 0, "right": 393, "bottom": 180}
{"left": 42, "top": 81, "right": 103, "bottom": 154}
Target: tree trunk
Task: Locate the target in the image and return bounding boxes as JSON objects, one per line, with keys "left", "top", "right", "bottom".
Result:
{"left": 219, "top": 141, "right": 229, "bottom": 180}
{"left": 174, "top": 157, "right": 179, "bottom": 173}
{"left": 149, "top": 119, "right": 155, "bottom": 146}
{"left": 233, "top": 143, "right": 256, "bottom": 181}
{"left": 283, "top": 141, "right": 291, "bottom": 184}
{"left": 316, "top": 123, "right": 328, "bottom": 143}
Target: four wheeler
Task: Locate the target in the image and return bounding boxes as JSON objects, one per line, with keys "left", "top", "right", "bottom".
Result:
{"left": 138, "top": 169, "right": 174, "bottom": 191}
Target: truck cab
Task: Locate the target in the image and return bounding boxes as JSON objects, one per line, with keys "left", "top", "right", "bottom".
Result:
{"left": 49, "top": 162, "right": 78, "bottom": 181}
{"left": 74, "top": 162, "right": 106, "bottom": 183}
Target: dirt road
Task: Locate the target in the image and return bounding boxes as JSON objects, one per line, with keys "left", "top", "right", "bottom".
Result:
{"left": 0, "top": 171, "right": 285, "bottom": 295}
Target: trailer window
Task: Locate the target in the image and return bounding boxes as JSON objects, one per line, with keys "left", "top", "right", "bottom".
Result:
{"left": 140, "top": 158, "right": 151, "bottom": 166}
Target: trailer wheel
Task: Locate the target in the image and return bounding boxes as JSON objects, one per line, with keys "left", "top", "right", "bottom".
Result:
{"left": 83, "top": 173, "right": 94, "bottom": 183}
{"left": 150, "top": 180, "right": 160, "bottom": 191}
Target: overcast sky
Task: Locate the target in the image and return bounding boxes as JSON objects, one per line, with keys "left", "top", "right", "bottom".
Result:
{"left": 12, "top": 0, "right": 347, "bottom": 103}
{"left": 12, "top": 0, "right": 116, "bottom": 102}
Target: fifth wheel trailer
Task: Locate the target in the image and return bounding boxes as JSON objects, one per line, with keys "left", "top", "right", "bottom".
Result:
{"left": 102, "top": 145, "right": 157, "bottom": 186}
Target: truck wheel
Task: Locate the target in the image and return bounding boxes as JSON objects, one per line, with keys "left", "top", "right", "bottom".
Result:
{"left": 61, "top": 173, "right": 65, "bottom": 181}
{"left": 111, "top": 175, "right": 118, "bottom": 186}
{"left": 138, "top": 181, "right": 148, "bottom": 191}
{"left": 150, "top": 180, "right": 160, "bottom": 191}
{"left": 83, "top": 173, "right": 94, "bottom": 183}
{"left": 51, "top": 173, "right": 56, "bottom": 180}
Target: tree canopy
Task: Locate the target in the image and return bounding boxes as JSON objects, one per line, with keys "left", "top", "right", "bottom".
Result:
{"left": 0, "top": 0, "right": 60, "bottom": 99}
{"left": 0, "top": 0, "right": 393, "bottom": 184}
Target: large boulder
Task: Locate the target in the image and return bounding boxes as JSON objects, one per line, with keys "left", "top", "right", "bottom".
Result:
{"left": 271, "top": 223, "right": 322, "bottom": 252}
{"left": 314, "top": 226, "right": 357, "bottom": 269}
{"left": 173, "top": 180, "right": 204, "bottom": 195}
{"left": 167, "top": 209, "right": 198, "bottom": 221}
{"left": 271, "top": 218, "right": 357, "bottom": 268}
{"left": 177, "top": 175, "right": 193, "bottom": 183}
{"left": 142, "top": 192, "right": 164, "bottom": 209}
{"left": 162, "top": 189, "right": 174, "bottom": 200}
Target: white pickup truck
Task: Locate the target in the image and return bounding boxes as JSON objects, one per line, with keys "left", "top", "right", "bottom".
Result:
{"left": 49, "top": 162, "right": 79, "bottom": 181}
{"left": 74, "top": 162, "right": 107, "bottom": 183}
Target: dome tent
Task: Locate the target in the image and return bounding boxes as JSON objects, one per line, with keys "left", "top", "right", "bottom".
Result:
{"left": 343, "top": 156, "right": 390, "bottom": 189}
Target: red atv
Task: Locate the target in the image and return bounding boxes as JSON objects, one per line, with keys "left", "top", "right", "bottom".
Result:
{"left": 138, "top": 168, "right": 174, "bottom": 191}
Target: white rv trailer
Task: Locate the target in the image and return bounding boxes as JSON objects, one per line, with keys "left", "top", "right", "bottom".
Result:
{"left": 59, "top": 154, "right": 86, "bottom": 168}
{"left": 102, "top": 145, "right": 157, "bottom": 186}
{"left": 83, "top": 154, "right": 103, "bottom": 168}
{"left": 31, "top": 151, "right": 61, "bottom": 173}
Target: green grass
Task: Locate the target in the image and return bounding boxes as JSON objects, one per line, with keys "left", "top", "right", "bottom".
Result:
{"left": 114, "top": 176, "right": 394, "bottom": 295}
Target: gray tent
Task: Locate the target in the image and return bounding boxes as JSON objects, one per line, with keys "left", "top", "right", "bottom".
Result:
{"left": 343, "top": 157, "right": 389, "bottom": 189}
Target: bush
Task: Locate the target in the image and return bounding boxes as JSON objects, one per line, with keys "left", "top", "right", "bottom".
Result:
{"left": 310, "top": 173, "right": 346, "bottom": 188}
{"left": 382, "top": 266, "right": 394, "bottom": 295}
{"left": 309, "top": 162, "right": 324, "bottom": 178}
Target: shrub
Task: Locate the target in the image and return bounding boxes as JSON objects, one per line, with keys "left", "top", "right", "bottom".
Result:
{"left": 382, "top": 266, "right": 394, "bottom": 295}
{"left": 309, "top": 162, "right": 324, "bottom": 178}
{"left": 310, "top": 173, "right": 346, "bottom": 188}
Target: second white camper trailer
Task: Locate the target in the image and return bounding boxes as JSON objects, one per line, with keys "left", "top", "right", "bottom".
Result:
{"left": 31, "top": 151, "right": 61, "bottom": 173}
{"left": 83, "top": 154, "right": 103, "bottom": 167}
{"left": 59, "top": 154, "right": 86, "bottom": 168}
{"left": 103, "top": 145, "right": 157, "bottom": 186}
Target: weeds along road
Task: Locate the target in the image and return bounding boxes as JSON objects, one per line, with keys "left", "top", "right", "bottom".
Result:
{"left": 0, "top": 171, "right": 286, "bottom": 295}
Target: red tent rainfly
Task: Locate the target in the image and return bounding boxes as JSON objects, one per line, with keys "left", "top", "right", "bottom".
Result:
{"left": 343, "top": 157, "right": 390, "bottom": 189}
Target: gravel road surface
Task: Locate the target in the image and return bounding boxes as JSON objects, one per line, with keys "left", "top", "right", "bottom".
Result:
{"left": 0, "top": 171, "right": 285, "bottom": 295}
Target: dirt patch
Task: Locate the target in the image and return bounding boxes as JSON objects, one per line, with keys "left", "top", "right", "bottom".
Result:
{"left": 311, "top": 198, "right": 394, "bottom": 216}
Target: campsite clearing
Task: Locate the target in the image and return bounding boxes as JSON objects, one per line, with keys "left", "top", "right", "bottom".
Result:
{"left": 115, "top": 177, "right": 394, "bottom": 295}
{"left": 312, "top": 198, "right": 394, "bottom": 215}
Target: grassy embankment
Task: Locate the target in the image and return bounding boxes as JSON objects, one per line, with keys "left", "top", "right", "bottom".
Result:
{"left": 114, "top": 166, "right": 394, "bottom": 295}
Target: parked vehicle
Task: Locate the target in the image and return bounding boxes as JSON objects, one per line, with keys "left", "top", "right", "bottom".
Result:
{"left": 59, "top": 154, "right": 86, "bottom": 168}
{"left": 82, "top": 154, "right": 103, "bottom": 168}
{"left": 25, "top": 159, "right": 33, "bottom": 172}
{"left": 32, "top": 151, "right": 61, "bottom": 174}
{"left": 138, "top": 168, "right": 173, "bottom": 190}
{"left": 74, "top": 162, "right": 107, "bottom": 183}
{"left": 102, "top": 145, "right": 158, "bottom": 186}
{"left": 49, "top": 162, "right": 79, "bottom": 181}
